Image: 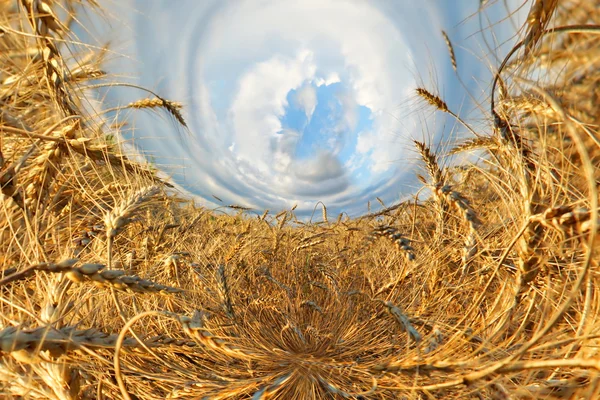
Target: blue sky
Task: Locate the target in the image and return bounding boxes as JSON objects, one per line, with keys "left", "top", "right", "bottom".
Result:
{"left": 90, "top": 0, "right": 528, "bottom": 217}
{"left": 278, "top": 82, "right": 374, "bottom": 185}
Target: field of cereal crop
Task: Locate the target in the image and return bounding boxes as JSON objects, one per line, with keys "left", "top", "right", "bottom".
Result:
{"left": 1, "top": 1, "right": 599, "bottom": 398}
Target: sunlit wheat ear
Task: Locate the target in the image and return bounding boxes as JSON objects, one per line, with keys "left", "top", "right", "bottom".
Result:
{"left": 414, "top": 140, "right": 445, "bottom": 186}
{"left": 271, "top": 211, "right": 288, "bottom": 254}
{"left": 416, "top": 87, "right": 481, "bottom": 138}
{"left": 293, "top": 239, "right": 325, "bottom": 253}
{"left": 434, "top": 184, "right": 481, "bottom": 268}
{"left": 0, "top": 258, "right": 78, "bottom": 287}
{"left": 415, "top": 141, "right": 481, "bottom": 266}
{"left": 449, "top": 137, "right": 499, "bottom": 155}
{"left": 414, "top": 140, "right": 448, "bottom": 237}
{"left": 275, "top": 210, "right": 287, "bottom": 224}
{"left": 379, "top": 300, "right": 422, "bottom": 344}
{"left": 39, "top": 273, "right": 72, "bottom": 325}
{"left": 21, "top": 0, "right": 78, "bottom": 117}
{"left": 216, "top": 265, "right": 235, "bottom": 321}
{"left": 531, "top": 205, "right": 600, "bottom": 237}
{"left": 101, "top": 96, "right": 186, "bottom": 125}
{"left": 0, "top": 259, "right": 182, "bottom": 293}
{"left": 105, "top": 185, "right": 159, "bottom": 240}
{"left": 372, "top": 225, "right": 416, "bottom": 261}
{"left": 23, "top": 123, "right": 78, "bottom": 210}
{"left": 490, "top": 115, "right": 542, "bottom": 306}
{"left": 524, "top": 0, "right": 559, "bottom": 54}
{"left": 0, "top": 325, "right": 144, "bottom": 359}
{"left": 64, "top": 263, "right": 184, "bottom": 294}
{"left": 258, "top": 209, "right": 269, "bottom": 221}
{"left": 69, "top": 62, "right": 106, "bottom": 83}
{"left": 127, "top": 97, "right": 183, "bottom": 113}
{"left": 175, "top": 311, "right": 252, "bottom": 358}
{"left": 416, "top": 88, "right": 449, "bottom": 113}
{"left": 104, "top": 186, "right": 159, "bottom": 277}
{"left": 64, "top": 137, "right": 165, "bottom": 184}
{"left": 492, "top": 114, "right": 535, "bottom": 174}
{"left": 441, "top": 30, "right": 457, "bottom": 71}
{"left": 494, "top": 123, "right": 542, "bottom": 307}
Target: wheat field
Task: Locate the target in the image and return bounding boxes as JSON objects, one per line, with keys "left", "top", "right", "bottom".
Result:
{"left": 1, "top": 0, "right": 599, "bottom": 398}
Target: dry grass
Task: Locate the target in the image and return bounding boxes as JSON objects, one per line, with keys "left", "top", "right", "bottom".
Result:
{"left": 1, "top": 0, "right": 599, "bottom": 398}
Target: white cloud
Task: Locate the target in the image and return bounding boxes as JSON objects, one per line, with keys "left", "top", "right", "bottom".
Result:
{"left": 294, "top": 151, "right": 345, "bottom": 183}
{"left": 356, "top": 131, "right": 375, "bottom": 154}
{"left": 229, "top": 50, "right": 317, "bottom": 173}
{"left": 334, "top": 90, "right": 358, "bottom": 132}
{"left": 314, "top": 72, "right": 341, "bottom": 87}
{"left": 294, "top": 83, "right": 318, "bottom": 121}
{"left": 271, "top": 129, "right": 300, "bottom": 173}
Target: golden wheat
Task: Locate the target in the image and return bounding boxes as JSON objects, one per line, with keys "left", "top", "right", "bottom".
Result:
{"left": 0, "top": 0, "right": 599, "bottom": 399}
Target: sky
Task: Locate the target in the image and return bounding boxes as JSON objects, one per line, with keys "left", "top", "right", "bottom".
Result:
{"left": 88, "top": 0, "right": 529, "bottom": 217}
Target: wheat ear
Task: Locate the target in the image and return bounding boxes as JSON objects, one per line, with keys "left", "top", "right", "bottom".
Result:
{"left": 416, "top": 88, "right": 481, "bottom": 137}
{"left": 441, "top": 30, "right": 458, "bottom": 71}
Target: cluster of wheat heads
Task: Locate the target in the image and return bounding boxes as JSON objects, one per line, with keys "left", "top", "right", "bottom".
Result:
{"left": 1, "top": 0, "right": 599, "bottom": 399}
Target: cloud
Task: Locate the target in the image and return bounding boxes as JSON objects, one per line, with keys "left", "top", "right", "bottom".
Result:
{"left": 294, "top": 83, "right": 318, "bottom": 121}
{"left": 91, "top": 0, "right": 529, "bottom": 217}
{"left": 314, "top": 73, "right": 341, "bottom": 87}
{"left": 227, "top": 50, "right": 316, "bottom": 172}
{"left": 334, "top": 90, "right": 358, "bottom": 132}
{"left": 356, "top": 131, "right": 375, "bottom": 154}
{"left": 270, "top": 129, "right": 300, "bottom": 173}
{"left": 294, "top": 151, "right": 345, "bottom": 183}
